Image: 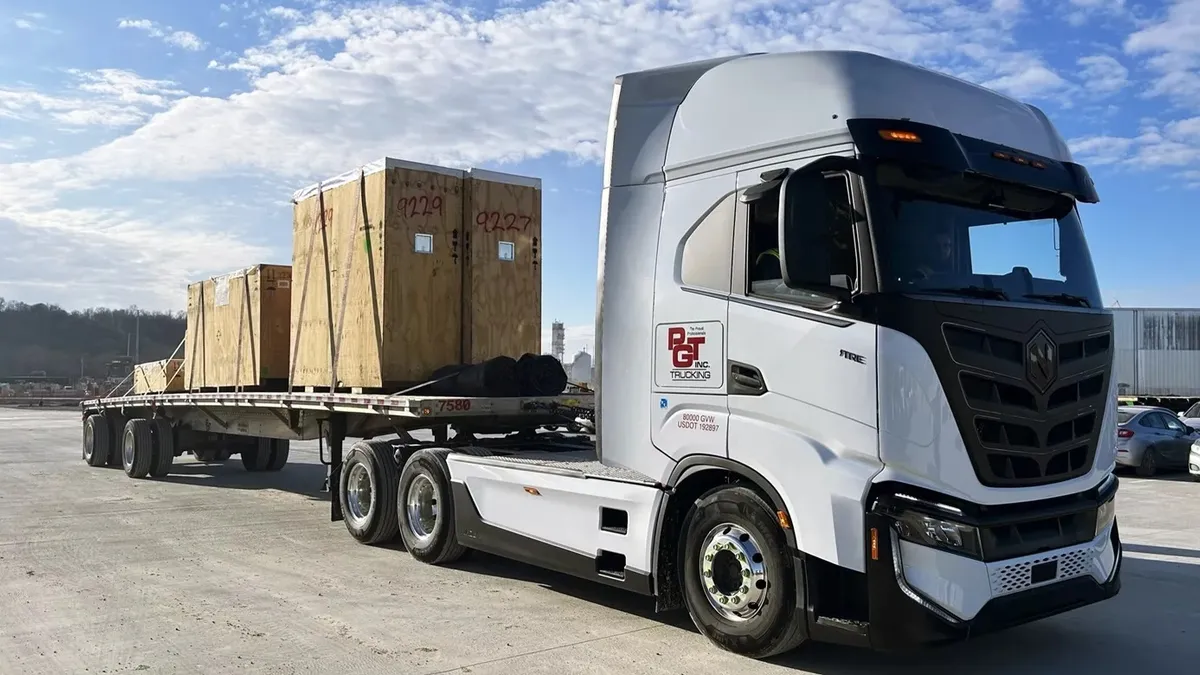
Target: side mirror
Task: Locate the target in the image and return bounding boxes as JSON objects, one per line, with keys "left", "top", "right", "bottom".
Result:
{"left": 777, "top": 170, "right": 851, "bottom": 302}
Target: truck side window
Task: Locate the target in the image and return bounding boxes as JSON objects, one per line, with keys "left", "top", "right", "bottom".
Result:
{"left": 680, "top": 191, "right": 736, "bottom": 294}
{"left": 746, "top": 173, "right": 856, "bottom": 303}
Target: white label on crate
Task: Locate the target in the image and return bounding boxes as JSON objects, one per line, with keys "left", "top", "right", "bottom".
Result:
{"left": 213, "top": 275, "right": 230, "bottom": 307}
{"left": 278, "top": 280, "right": 290, "bottom": 289}
{"left": 498, "top": 241, "right": 515, "bottom": 261}
{"left": 414, "top": 233, "right": 433, "bottom": 254}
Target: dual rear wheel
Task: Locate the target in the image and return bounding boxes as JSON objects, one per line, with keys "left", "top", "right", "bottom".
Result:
{"left": 339, "top": 442, "right": 466, "bottom": 564}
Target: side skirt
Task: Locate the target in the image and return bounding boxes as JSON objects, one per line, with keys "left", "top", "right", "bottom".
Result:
{"left": 451, "top": 480, "right": 655, "bottom": 596}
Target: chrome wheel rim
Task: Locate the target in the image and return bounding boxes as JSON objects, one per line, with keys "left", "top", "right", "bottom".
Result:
{"left": 345, "top": 462, "right": 374, "bottom": 528}
{"left": 123, "top": 431, "right": 135, "bottom": 468}
{"left": 698, "top": 523, "right": 769, "bottom": 622}
{"left": 83, "top": 423, "right": 94, "bottom": 460}
{"left": 405, "top": 473, "right": 439, "bottom": 544}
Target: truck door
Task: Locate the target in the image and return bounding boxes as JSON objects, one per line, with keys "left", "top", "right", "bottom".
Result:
{"left": 724, "top": 155, "right": 881, "bottom": 565}
{"left": 650, "top": 175, "right": 734, "bottom": 468}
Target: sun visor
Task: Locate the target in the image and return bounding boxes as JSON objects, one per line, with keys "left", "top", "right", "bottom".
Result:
{"left": 846, "top": 118, "right": 1100, "bottom": 204}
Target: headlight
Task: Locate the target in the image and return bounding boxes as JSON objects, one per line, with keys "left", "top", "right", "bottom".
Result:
{"left": 1095, "top": 497, "right": 1116, "bottom": 538}
{"left": 892, "top": 509, "right": 981, "bottom": 558}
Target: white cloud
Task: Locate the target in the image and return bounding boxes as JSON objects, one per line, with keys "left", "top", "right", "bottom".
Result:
{"left": 117, "top": 17, "right": 208, "bottom": 52}
{"left": 0, "top": 69, "right": 186, "bottom": 128}
{"left": 11, "top": 11, "right": 58, "bottom": 33}
{"left": 1077, "top": 54, "right": 1129, "bottom": 94}
{"left": 0, "top": 0, "right": 1094, "bottom": 311}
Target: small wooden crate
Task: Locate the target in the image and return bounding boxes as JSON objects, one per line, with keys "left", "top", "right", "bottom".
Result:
{"left": 289, "top": 158, "right": 464, "bottom": 390}
{"left": 462, "top": 168, "right": 543, "bottom": 362}
{"left": 133, "top": 359, "right": 184, "bottom": 394}
{"left": 184, "top": 264, "right": 292, "bottom": 390}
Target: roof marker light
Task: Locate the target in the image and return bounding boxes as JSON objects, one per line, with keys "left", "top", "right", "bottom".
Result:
{"left": 879, "top": 130, "right": 921, "bottom": 143}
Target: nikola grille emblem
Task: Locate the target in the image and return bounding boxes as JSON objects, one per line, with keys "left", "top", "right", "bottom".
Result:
{"left": 1026, "top": 331, "right": 1057, "bottom": 393}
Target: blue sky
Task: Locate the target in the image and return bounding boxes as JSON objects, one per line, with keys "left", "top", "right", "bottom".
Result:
{"left": 0, "top": 0, "right": 1198, "bottom": 356}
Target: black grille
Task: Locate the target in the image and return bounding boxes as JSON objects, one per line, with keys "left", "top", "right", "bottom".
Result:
{"left": 944, "top": 323, "right": 1112, "bottom": 487}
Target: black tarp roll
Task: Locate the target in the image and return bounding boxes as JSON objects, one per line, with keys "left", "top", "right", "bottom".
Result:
{"left": 515, "top": 353, "right": 569, "bottom": 397}
{"left": 425, "top": 356, "right": 520, "bottom": 398}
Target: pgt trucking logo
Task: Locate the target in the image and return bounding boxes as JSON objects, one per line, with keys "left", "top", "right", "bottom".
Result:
{"left": 667, "top": 326, "right": 711, "bottom": 382}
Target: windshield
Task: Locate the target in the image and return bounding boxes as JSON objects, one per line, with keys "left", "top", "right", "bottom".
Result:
{"left": 863, "top": 160, "right": 1103, "bottom": 308}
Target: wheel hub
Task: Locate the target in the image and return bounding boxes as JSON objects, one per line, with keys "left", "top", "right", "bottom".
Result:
{"left": 345, "top": 462, "right": 374, "bottom": 527}
{"left": 699, "top": 523, "right": 768, "bottom": 621}
{"left": 405, "top": 474, "right": 439, "bottom": 544}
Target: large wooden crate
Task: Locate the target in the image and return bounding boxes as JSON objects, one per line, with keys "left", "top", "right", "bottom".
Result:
{"left": 133, "top": 358, "right": 184, "bottom": 394}
{"left": 462, "top": 168, "right": 542, "bottom": 363}
{"left": 184, "top": 264, "right": 292, "bottom": 390}
{"left": 289, "top": 158, "right": 464, "bottom": 390}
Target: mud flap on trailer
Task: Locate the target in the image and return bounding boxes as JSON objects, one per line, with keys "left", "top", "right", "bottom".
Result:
{"left": 325, "top": 415, "right": 346, "bottom": 522}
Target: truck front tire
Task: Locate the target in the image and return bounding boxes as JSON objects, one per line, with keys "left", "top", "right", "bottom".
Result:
{"left": 679, "top": 485, "right": 807, "bottom": 659}
{"left": 339, "top": 439, "right": 400, "bottom": 545}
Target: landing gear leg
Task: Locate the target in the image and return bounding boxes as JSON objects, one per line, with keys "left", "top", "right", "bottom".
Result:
{"left": 326, "top": 414, "right": 346, "bottom": 522}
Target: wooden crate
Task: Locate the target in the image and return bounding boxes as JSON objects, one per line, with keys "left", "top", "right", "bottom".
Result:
{"left": 461, "top": 168, "right": 543, "bottom": 363}
{"left": 184, "top": 264, "right": 292, "bottom": 390}
{"left": 133, "top": 359, "right": 184, "bottom": 394}
{"left": 289, "top": 158, "right": 464, "bottom": 390}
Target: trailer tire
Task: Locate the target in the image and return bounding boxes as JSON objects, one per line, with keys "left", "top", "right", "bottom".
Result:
{"left": 149, "top": 419, "right": 175, "bottom": 478}
{"left": 241, "top": 438, "right": 274, "bottom": 472}
{"left": 121, "top": 419, "right": 155, "bottom": 479}
{"left": 397, "top": 449, "right": 468, "bottom": 565}
{"left": 83, "top": 414, "right": 111, "bottom": 467}
{"left": 338, "top": 439, "right": 400, "bottom": 545}
{"left": 264, "top": 440, "right": 290, "bottom": 471}
{"left": 678, "top": 485, "right": 807, "bottom": 659}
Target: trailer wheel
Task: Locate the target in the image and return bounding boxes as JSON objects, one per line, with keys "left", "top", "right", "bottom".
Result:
{"left": 121, "top": 419, "right": 155, "bottom": 479}
{"left": 264, "top": 440, "right": 290, "bottom": 471}
{"left": 83, "top": 414, "right": 111, "bottom": 467}
{"left": 679, "top": 485, "right": 806, "bottom": 659}
{"left": 149, "top": 419, "right": 175, "bottom": 478}
{"left": 338, "top": 439, "right": 400, "bottom": 545}
{"left": 240, "top": 438, "right": 274, "bottom": 472}
{"left": 397, "top": 449, "right": 467, "bottom": 565}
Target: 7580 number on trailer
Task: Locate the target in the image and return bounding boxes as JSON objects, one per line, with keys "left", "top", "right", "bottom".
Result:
{"left": 436, "top": 399, "right": 472, "bottom": 412}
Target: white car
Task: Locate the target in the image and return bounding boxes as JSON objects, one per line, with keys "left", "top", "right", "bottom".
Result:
{"left": 1179, "top": 401, "right": 1200, "bottom": 433}
{"left": 1190, "top": 437, "right": 1200, "bottom": 482}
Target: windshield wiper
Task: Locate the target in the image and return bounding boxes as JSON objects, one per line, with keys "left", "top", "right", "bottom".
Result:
{"left": 1023, "top": 292, "right": 1091, "bottom": 308}
{"left": 920, "top": 285, "right": 1010, "bottom": 301}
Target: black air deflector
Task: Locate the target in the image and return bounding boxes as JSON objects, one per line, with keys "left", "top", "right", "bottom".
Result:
{"left": 845, "top": 118, "right": 1099, "bottom": 204}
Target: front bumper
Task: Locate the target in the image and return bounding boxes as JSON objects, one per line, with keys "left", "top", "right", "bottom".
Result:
{"left": 1189, "top": 444, "right": 1200, "bottom": 476}
{"left": 861, "top": 479, "right": 1122, "bottom": 650}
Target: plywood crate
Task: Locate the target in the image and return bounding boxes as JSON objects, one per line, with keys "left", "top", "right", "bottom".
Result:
{"left": 289, "top": 158, "right": 464, "bottom": 390}
{"left": 461, "top": 168, "right": 543, "bottom": 363}
{"left": 184, "top": 264, "right": 292, "bottom": 390}
{"left": 133, "top": 358, "right": 184, "bottom": 394}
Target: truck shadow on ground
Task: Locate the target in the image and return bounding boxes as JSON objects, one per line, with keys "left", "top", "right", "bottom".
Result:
{"left": 152, "top": 455, "right": 329, "bottom": 500}
{"left": 451, "top": 550, "right": 1198, "bottom": 674}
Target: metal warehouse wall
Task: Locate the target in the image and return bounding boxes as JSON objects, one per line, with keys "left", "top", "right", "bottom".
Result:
{"left": 1110, "top": 307, "right": 1200, "bottom": 398}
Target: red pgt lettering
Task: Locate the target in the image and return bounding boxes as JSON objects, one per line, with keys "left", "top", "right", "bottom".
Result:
{"left": 667, "top": 327, "right": 705, "bottom": 368}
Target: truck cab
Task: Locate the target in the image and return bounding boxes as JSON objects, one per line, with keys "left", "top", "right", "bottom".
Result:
{"left": 593, "top": 50, "right": 1120, "bottom": 655}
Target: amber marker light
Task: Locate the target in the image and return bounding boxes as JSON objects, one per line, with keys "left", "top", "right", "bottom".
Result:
{"left": 879, "top": 129, "right": 922, "bottom": 142}
{"left": 870, "top": 527, "right": 879, "bottom": 561}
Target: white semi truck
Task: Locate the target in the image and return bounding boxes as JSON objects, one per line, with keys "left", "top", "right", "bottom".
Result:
{"left": 79, "top": 50, "right": 1122, "bottom": 659}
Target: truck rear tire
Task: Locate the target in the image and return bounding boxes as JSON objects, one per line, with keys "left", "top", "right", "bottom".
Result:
{"left": 264, "top": 440, "right": 289, "bottom": 471}
{"left": 397, "top": 449, "right": 468, "bottom": 565}
{"left": 679, "top": 485, "right": 807, "bottom": 659}
{"left": 83, "top": 414, "right": 111, "bottom": 467}
{"left": 149, "top": 419, "right": 175, "bottom": 478}
{"left": 338, "top": 439, "right": 400, "bottom": 545}
{"left": 121, "top": 419, "right": 155, "bottom": 479}
{"left": 241, "top": 438, "right": 275, "bottom": 472}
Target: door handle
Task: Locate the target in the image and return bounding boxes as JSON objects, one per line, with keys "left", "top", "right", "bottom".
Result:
{"left": 729, "top": 361, "right": 767, "bottom": 396}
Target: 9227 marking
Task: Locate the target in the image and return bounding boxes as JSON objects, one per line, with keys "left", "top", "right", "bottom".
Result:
{"left": 476, "top": 211, "right": 532, "bottom": 233}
